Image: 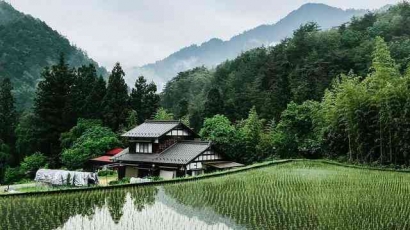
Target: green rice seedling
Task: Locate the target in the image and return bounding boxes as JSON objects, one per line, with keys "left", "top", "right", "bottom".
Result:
{"left": 1, "top": 161, "right": 410, "bottom": 229}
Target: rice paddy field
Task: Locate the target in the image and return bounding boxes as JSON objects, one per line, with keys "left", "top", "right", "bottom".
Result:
{"left": 1, "top": 161, "right": 410, "bottom": 230}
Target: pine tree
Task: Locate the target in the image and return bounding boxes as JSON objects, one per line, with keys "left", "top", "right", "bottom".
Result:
{"left": 34, "top": 54, "right": 75, "bottom": 163}
{"left": 69, "top": 64, "right": 99, "bottom": 119}
{"left": 83, "top": 76, "right": 107, "bottom": 120}
{"left": 0, "top": 78, "right": 16, "bottom": 146}
{"left": 102, "top": 63, "right": 129, "bottom": 131}
{"left": 129, "top": 76, "right": 160, "bottom": 123}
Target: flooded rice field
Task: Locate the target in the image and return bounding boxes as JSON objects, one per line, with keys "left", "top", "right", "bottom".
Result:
{"left": 2, "top": 161, "right": 410, "bottom": 230}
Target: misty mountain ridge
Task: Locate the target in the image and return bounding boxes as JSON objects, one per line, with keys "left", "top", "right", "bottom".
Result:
{"left": 127, "top": 3, "right": 368, "bottom": 89}
{"left": 0, "top": 1, "right": 107, "bottom": 109}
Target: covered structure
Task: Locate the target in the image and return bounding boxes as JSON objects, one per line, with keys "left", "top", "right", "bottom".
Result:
{"left": 35, "top": 169, "right": 99, "bottom": 186}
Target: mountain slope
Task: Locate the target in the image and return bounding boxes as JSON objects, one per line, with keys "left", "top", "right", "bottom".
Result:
{"left": 128, "top": 3, "right": 367, "bottom": 88}
{"left": 0, "top": 1, "right": 107, "bottom": 109}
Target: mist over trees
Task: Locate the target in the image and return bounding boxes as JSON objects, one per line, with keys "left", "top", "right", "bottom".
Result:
{"left": 0, "top": 1, "right": 107, "bottom": 110}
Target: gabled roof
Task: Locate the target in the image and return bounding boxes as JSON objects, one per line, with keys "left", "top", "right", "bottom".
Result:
{"left": 122, "top": 120, "right": 194, "bottom": 138}
{"left": 112, "top": 141, "right": 211, "bottom": 165}
{"left": 90, "top": 156, "right": 113, "bottom": 163}
{"left": 106, "top": 148, "right": 123, "bottom": 156}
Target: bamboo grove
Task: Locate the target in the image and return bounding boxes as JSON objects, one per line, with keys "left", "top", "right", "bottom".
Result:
{"left": 320, "top": 37, "right": 410, "bottom": 165}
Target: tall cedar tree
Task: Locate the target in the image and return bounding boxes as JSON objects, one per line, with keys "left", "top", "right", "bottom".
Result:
{"left": 15, "top": 112, "right": 39, "bottom": 162}
{"left": 102, "top": 63, "right": 129, "bottom": 131}
{"left": 84, "top": 76, "right": 107, "bottom": 120}
{"left": 34, "top": 54, "right": 75, "bottom": 164}
{"left": 204, "top": 88, "right": 224, "bottom": 118}
{"left": 68, "top": 64, "right": 100, "bottom": 120}
{"left": 0, "top": 78, "right": 15, "bottom": 168}
{"left": 129, "top": 76, "right": 160, "bottom": 123}
{"left": 0, "top": 78, "right": 16, "bottom": 146}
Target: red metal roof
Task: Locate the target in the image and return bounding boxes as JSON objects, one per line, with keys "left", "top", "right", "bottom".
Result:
{"left": 90, "top": 156, "right": 112, "bottom": 163}
{"left": 106, "top": 148, "right": 123, "bottom": 156}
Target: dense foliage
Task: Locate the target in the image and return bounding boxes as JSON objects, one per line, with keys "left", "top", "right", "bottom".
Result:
{"left": 102, "top": 63, "right": 129, "bottom": 132}
{"left": 0, "top": 57, "right": 160, "bottom": 183}
{"left": 319, "top": 37, "right": 410, "bottom": 165}
{"left": 162, "top": 3, "right": 410, "bottom": 124}
{"left": 129, "top": 76, "right": 160, "bottom": 124}
{"left": 131, "top": 3, "right": 365, "bottom": 88}
{"left": 20, "top": 152, "right": 47, "bottom": 177}
{"left": 3, "top": 2, "right": 410, "bottom": 184}
{"left": 0, "top": 78, "right": 16, "bottom": 167}
{"left": 61, "top": 121, "right": 121, "bottom": 170}
{"left": 164, "top": 3, "right": 410, "bottom": 166}
{"left": 0, "top": 2, "right": 107, "bottom": 110}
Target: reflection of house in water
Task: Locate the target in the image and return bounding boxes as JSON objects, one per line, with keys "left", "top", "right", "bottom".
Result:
{"left": 111, "top": 120, "right": 243, "bottom": 179}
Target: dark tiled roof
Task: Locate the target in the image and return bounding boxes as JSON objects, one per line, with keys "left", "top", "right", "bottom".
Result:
{"left": 112, "top": 141, "right": 211, "bottom": 165}
{"left": 154, "top": 141, "right": 210, "bottom": 164}
{"left": 122, "top": 120, "right": 180, "bottom": 138}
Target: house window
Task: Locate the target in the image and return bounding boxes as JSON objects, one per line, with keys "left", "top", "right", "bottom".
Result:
{"left": 136, "top": 143, "right": 152, "bottom": 153}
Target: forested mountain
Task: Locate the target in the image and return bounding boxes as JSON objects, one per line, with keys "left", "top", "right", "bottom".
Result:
{"left": 161, "top": 3, "right": 408, "bottom": 131}
{"left": 0, "top": 1, "right": 107, "bottom": 110}
{"left": 161, "top": 2, "right": 410, "bottom": 166}
{"left": 127, "top": 3, "right": 367, "bottom": 88}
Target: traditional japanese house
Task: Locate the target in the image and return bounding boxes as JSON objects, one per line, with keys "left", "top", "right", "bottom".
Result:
{"left": 111, "top": 120, "right": 243, "bottom": 179}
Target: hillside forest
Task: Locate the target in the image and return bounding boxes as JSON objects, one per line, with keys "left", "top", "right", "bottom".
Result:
{"left": 1, "top": 2, "right": 410, "bottom": 184}
{"left": 0, "top": 2, "right": 107, "bottom": 110}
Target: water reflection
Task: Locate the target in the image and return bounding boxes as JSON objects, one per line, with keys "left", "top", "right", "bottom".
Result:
{"left": 0, "top": 186, "right": 242, "bottom": 230}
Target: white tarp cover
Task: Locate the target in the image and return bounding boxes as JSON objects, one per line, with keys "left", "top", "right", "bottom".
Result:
{"left": 130, "top": 177, "right": 152, "bottom": 184}
{"left": 35, "top": 169, "right": 99, "bottom": 186}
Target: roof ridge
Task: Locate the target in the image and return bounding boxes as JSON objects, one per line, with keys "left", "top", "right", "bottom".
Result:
{"left": 145, "top": 120, "right": 180, "bottom": 123}
{"left": 179, "top": 140, "right": 211, "bottom": 145}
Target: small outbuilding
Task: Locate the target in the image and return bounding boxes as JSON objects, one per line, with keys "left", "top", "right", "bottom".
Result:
{"left": 89, "top": 148, "right": 123, "bottom": 170}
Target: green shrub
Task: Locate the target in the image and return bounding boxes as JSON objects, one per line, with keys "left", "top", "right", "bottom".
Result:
{"left": 109, "top": 177, "right": 130, "bottom": 185}
{"left": 98, "top": 169, "right": 116, "bottom": 177}
{"left": 61, "top": 124, "right": 121, "bottom": 170}
{"left": 147, "top": 176, "right": 163, "bottom": 181}
{"left": 20, "top": 152, "right": 48, "bottom": 178}
{"left": 4, "top": 167, "right": 24, "bottom": 185}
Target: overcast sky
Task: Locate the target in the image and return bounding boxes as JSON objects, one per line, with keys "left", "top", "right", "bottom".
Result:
{"left": 8, "top": 0, "right": 400, "bottom": 68}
